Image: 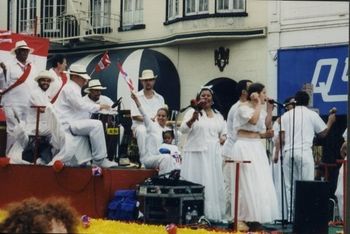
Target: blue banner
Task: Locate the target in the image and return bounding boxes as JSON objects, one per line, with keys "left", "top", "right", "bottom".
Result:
{"left": 278, "top": 45, "right": 348, "bottom": 115}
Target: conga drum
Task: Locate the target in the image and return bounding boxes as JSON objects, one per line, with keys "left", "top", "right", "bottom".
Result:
{"left": 91, "top": 110, "right": 120, "bottom": 161}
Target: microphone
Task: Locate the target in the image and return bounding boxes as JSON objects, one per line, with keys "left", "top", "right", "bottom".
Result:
{"left": 268, "top": 99, "right": 297, "bottom": 107}
{"left": 329, "top": 107, "right": 337, "bottom": 114}
{"left": 283, "top": 100, "right": 297, "bottom": 107}
{"left": 112, "top": 97, "right": 122, "bottom": 109}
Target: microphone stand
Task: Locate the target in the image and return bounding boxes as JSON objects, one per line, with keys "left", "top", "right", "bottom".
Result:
{"left": 272, "top": 101, "right": 289, "bottom": 227}
{"left": 289, "top": 103, "right": 296, "bottom": 223}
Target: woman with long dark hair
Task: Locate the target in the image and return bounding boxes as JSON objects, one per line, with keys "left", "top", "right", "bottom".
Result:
{"left": 231, "top": 82, "right": 278, "bottom": 228}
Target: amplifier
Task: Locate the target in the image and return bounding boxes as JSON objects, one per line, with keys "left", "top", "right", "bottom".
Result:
{"left": 137, "top": 178, "right": 205, "bottom": 224}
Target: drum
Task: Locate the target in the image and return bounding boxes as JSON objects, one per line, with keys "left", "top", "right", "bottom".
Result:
{"left": 91, "top": 110, "right": 120, "bottom": 161}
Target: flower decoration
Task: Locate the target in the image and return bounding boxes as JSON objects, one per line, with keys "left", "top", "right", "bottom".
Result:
{"left": 92, "top": 166, "right": 102, "bottom": 176}
{"left": 80, "top": 215, "right": 91, "bottom": 228}
{"left": 53, "top": 160, "right": 64, "bottom": 172}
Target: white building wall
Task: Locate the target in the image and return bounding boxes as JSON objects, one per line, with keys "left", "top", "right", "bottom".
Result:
{"left": 267, "top": 1, "right": 349, "bottom": 100}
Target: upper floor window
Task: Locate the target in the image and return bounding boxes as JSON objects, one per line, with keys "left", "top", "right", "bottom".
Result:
{"left": 167, "top": 0, "right": 180, "bottom": 20}
{"left": 92, "top": 0, "right": 111, "bottom": 29}
{"left": 123, "top": 0, "right": 143, "bottom": 27}
{"left": 185, "top": 0, "right": 208, "bottom": 16}
{"left": 217, "top": 0, "right": 245, "bottom": 13}
{"left": 18, "top": 0, "right": 36, "bottom": 34}
{"left": 43, "top": 0, "right": 66, "bottom": 33}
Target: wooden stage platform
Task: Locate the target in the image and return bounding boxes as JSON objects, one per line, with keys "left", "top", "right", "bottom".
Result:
{"left": 0, "top": 164, "right": 156, "bottom": 218}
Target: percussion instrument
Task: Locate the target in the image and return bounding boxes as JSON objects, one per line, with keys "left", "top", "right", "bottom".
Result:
{"left": 91, "top": 110, "right": 120, "bottom": 161}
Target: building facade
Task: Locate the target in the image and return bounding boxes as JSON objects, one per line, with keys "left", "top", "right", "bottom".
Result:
{"left": 1, "top": 0, "right": 269, "bottom": 118}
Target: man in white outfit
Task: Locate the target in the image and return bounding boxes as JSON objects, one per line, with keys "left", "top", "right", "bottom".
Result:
{"left": 130, "top": 69, "right": 165, "bottom": 160}
{"left": 222, "top": 79, "right": 251, "bottom": 221}
{"left": 0, "top": 40, "right": 38, "bottom": 153}
{"left": 281, "top": 90, "right": 336, "bottom": 221}
{"left": 47, "top": 54, "right": 68, "bottom": 103}
{"left": 83, "top": 79, "right": 114, "bottom": 106}
{"left": 54, "top": 64, "right": 118, "bottom": 168}
{"left": 7, "top": 70, "right": 55, "bottom": 164}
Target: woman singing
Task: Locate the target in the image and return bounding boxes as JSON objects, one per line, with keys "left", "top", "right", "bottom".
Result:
{"left": 232, "top": 82, "right": 278, "bottom": 229}
{"left": 180, "top": 86, "right": 226, "bottom": 221}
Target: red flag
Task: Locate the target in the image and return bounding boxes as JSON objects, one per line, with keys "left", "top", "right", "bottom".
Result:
{"left": 95, "top": 51, "right": 111, "bottom": 72}
{"left": 117, "top": 61, "right": 134, "bottom": 91}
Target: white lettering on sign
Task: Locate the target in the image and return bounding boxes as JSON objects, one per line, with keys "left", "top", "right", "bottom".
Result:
{"left": 311, "top": 57, "right": 348, "bottom": 102}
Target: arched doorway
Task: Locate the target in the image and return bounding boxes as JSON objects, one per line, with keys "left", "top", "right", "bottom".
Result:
{"left": 205, "top": 78, "right": 238, "bottom": 119}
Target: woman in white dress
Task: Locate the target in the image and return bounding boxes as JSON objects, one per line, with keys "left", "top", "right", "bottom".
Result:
{"left": 131, "top": 92, "right": 178, "bottom": 175}
{"left": 232, "top": 82, "right": 278, "bottom": 226}
{"left": 180, "top": 86, "right": 227, "bottom": 221}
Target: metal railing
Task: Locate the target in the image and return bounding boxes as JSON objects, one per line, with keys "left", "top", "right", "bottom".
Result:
{"left": 20, "top": 12, "right": 120, "bottom": 44}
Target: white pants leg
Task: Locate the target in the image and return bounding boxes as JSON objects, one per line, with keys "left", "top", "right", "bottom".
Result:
{"left": 283, "top": 148, "right": 314, "bottom": 221}
{"left": 4, "top": 105, "right": 28, "bottom": 153}
{"left": 134, "top": 124, "right": 146, "bottom": 159}
{"left": 70, "top": 119, "right": 107, "bottom": 161}
{"left": 143, "top": 154, "right": 177, "bottom": 175}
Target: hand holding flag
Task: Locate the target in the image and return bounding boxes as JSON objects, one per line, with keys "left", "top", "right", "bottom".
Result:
{"left": 117, "top": 61, "right": 134, "bottom": 91}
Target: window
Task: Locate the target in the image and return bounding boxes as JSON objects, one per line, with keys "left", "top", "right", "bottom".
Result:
{"left": 18, "top": 0, "right": 36, "bottom": 33}
{"left": 167, "top": 0, "right": 179, "bottom": 20}
{"left": 217, "top": 0, "right": 245, "bottom": 13}
{"left": 43, "top": 0, "right": 66, "bottom": 33}
{"left": 185, "top": 0, "right": 208, "bottom": 16}
{"left": 92, "top": 0, "right": 111, "bottom": 29}
{"left": 123, "top": 0, "right": 143, "bottom": 27}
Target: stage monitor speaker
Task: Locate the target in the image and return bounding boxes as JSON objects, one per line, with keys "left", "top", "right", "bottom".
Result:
{"left": 293, "top": 180, "right": 330, "bottom": 234}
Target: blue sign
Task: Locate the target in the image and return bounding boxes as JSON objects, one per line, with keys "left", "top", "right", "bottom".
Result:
{"left": 278, "top": 45, "right": 348, "bottom": 115}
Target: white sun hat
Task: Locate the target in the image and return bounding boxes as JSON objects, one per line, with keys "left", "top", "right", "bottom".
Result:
{"left": 84, "top": 79, "right": 106, "bottom": 93}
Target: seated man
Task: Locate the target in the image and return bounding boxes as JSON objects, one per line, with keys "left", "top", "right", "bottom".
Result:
{"left": 83, "top": 79, "right": 125, "bottom": 162}
{"left": 8, "top": 70, "right": 55, "bottom": 164}
{"left": 52, "top": 64, "right": 118, "bottom": 168}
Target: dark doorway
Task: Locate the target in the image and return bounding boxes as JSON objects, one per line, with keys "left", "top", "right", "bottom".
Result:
{"left": 205, "top": 78, "right": 238, "bottom": 119}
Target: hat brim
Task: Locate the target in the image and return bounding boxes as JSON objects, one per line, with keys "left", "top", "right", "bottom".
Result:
{"left": 84, "top": 86, "right": 106, "bottom": 93}
{"left": 139, "top": 75, "right": 157, "bottom": 80}
{"left": 68, "top": 71, "right": 91, "bottom": 80}
{"left": 34, "top": 76, "right": 54, "bottom": 82}
{"left": 10, "top": 46, "right": 34, "bottom": 55}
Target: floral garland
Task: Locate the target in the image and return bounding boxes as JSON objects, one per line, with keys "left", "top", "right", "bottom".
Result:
{"left": 0, "top": 210, "right": 245, "bottom": 234}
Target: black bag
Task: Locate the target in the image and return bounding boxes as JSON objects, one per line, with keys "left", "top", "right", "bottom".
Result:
{"left": 22, "top": 136, "right": 53, "bottom": 164}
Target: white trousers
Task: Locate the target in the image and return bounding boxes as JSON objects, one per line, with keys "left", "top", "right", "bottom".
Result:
{"left": 4, "top": 105, "right": 28, "bottom": 153}
{"left": 69, "top": 119, "right": 107, "bottom": 161}
{"left": 142, "top": 154, "right": 178, "bottom": 175}
{"left": 283, "top": 148, "right": 314, "bottom": 221}
{"left": 134, "top": 124, "right": 147, "bottom": 159}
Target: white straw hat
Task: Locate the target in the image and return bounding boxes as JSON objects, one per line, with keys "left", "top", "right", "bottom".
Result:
{"left": 84, "top": 79, "right": 106, "bottom": 93}
{"left": 10, "top": 40, "right": 34, "bottom": 54}
{"left": 139, "top": 69, "right": 157, "bottom": 80}
{"left": 67, "top": 64, "right": 91, "bottom": 80}
{"left": 34, "top": 70, "right": 55, "bottom": 82}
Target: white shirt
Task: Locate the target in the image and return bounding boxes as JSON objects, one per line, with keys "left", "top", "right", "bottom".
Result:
{"left": 26, "top": 85, "right": 52, "bottom": 135}
{"left": 83, "top": 94, "right": 114, "bottom": 106}
{"left": 233, "top": 103, "right": 267, "bottom": 133}
{"left": 180, "top": 108, "right": 226, "bottom": 152}
{"left": 0, "top": 58, "right": 37, "bottom": 106}
{"left": 130, "top": 89, "right": 165, "bottom": 128}
{"left": 281, "top": 106, "right": 326, "bottom": 151}
{"left": 222, "top": 100, "right": 241, "bottom": 157}
{"left": 138, "top": 105, "right": 170, "bottom": 163}
{"left": 54, "top": 80, "right": 99, "bottom": 127}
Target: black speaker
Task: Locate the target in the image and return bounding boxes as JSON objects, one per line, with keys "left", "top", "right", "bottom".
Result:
{"left": 293, "top": 180, "right": 330, "bottom": 234}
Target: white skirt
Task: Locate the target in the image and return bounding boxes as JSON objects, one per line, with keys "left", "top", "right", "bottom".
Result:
{"left": 180, "top": 141, "right": 225, "bottom": 221}
{"left": 232, "top": 137, "right": 279, "bottom": 223}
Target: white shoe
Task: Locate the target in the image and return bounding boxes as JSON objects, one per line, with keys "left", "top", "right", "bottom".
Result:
{"left": 94, "top": 158, "right": 118, "bottom": 168}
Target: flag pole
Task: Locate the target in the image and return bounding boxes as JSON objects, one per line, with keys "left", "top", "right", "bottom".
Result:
{"left": 90, "top": 67, "right": 96, "bottom": 76}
